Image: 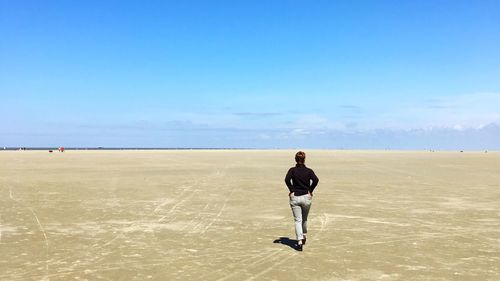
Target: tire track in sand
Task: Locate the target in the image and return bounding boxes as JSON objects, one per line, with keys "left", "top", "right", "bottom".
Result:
{"left": 5, "top": 184, "right": 51, "bottom": 281}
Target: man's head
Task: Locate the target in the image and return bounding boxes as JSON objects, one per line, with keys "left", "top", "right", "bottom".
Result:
{"left": 295, "top": 151, "right": 306, "bottom": 164}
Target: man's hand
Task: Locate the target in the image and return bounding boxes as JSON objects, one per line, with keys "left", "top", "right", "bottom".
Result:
{"left": 289, "top": 192, "right": 294, "bottom": 197}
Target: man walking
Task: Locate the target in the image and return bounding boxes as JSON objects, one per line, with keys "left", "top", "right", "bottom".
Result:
{"left": 285, "top": 151, "right": 319, "bottom": 251}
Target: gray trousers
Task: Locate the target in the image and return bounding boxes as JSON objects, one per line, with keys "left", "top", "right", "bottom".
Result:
{"left": 289, "top": 194, "right": 312, "bottom": 240}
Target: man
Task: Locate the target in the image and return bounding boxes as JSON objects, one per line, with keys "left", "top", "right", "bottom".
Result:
{"left": 284, "top": 151, "right": 319, "bottom": 251}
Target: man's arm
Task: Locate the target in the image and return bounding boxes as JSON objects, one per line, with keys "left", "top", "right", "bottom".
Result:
{"left": 284, "top": 168, "right": 294, "bottom": 193}
{"left": 309, "top": 170, "right": 319, "bottom": 194}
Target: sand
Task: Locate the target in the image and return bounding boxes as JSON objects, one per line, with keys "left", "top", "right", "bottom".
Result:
{"left": 0, "top": 150, "right": 499, "bottom": 281}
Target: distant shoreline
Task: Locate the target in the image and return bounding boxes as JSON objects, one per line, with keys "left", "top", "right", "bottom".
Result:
{"left": 1, "top": 147, "right": 259, "bottom": 151}
{"left": 1, "top": 147, "right": 496, "bottom": 152}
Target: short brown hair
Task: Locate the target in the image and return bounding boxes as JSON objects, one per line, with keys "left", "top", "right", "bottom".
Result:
{"left": 295, "top": 151, "right": 306, "bottom": 164}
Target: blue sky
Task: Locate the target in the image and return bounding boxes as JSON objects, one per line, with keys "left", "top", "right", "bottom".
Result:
{"left": 1, "top": 0, "right": 500, "bottom": 149}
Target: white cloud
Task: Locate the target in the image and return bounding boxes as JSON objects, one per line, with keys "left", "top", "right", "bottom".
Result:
{"left": 422, "top": 92, "right": 500, "bottom": 129}
{"left": 291, "top": 128, "right": 311, "bottom": 136}
{"left": 291, "top": 114, "right": 345, "bottom": 130}
{"left": 350, "top": 92, "right": 500, "bottom": 130}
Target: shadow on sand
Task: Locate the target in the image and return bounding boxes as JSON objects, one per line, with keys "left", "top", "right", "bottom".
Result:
{"left": 273, "top": 237, "right": 300, "bottom": 251}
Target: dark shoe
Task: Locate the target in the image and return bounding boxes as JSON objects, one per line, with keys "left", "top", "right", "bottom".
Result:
{"left": 296, "top": 244, "right": 303, "bottom": 251}
{"left": 302, "top": 237, "right": 307, "bottom": 245}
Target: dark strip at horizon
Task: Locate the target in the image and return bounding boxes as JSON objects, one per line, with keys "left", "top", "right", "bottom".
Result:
{"left": 1, "top": 147, "right": 496, "bottom": 152}
{"left": 1, "top": 147, "right": 265, "bottom": 151}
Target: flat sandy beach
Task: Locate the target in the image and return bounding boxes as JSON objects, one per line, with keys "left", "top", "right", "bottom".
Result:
{"left": 0, "top": 150, "right": 499, "bottom": 281}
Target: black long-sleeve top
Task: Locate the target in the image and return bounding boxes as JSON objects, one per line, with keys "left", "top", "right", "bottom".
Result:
{"left": 284, "top": 164, "right": 319, "bottom": 196}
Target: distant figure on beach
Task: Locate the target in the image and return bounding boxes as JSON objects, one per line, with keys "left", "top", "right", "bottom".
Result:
{"left": 284, "top": 151, "right": 319, "bottom": 251}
